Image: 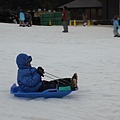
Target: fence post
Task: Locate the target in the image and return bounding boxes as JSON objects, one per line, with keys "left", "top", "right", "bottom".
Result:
{"left": 88, "top": 20, "right": 90, "bottom": 26}
{"left": 74, "top": 19, "right": 76, "bottom": 26}
{"left": 69, "top": 20, "right": 72, "bottom": 26}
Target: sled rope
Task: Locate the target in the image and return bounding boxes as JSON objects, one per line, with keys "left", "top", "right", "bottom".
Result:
{"left": 45, "top": 72, "right": 60, "bottom": 79}
{"left": 44, "top": 74, "right": 55, "bottom": 80}
{"left": 45, "top": 74, "right": 67, "bottom": 85}
{"left": 45, "top": 72, "right": 71, "bottom": 85}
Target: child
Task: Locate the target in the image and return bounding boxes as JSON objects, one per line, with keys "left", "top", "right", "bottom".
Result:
{"left": 113, "top": 16, "right": 120, "bottom": 37}
{"left": 16, "top": 53, "right": 78, "bottom": 92}
{"left": 19, "top": 9, "right": 25, "bottom": 27}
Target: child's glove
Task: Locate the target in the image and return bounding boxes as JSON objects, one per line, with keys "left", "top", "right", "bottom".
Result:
{"left": 37, "top": 67, "right": 45, "bottom": 77}
{"left": 116, "top": 27, "right": 119, "bottom": 29}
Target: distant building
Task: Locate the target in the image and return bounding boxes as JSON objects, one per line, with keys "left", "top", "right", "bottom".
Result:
{"left": 59, "top": 0, "right": 120, "bottom": 20}
{"left": 100, "top": 0, "right": 119, "bottom": 19}
{"left": 59, "top": 0, "right": 102, "bottom": 20}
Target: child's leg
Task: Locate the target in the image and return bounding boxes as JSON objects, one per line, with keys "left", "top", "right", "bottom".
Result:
{"left": 19, "top": 20, "right": 22, "bottom": 26}
{"left": 57, "top": 78, "right": 71, "bottom": 86}
{"left": 113, "top": 29, "right": 117, "bottom": 36}
{"left": 37, "top": 80, "right": 57, "bottom": 92}
{"left": 57, "top": 75, "right": 78, "bottom": 90}
{"left": 37, "top": 78, "right": 71, "bottom": 92}
{"left": 22, "top": 20, "right": 25, "bottom": 25}
{"left": 113, "top": 29, "right": 120, "bottom": 36}
{"left": 116, "top": 29, "right": 120, "bottom": 36}
{"left": 37, "top": 73, "right": 78, "bottom": 92}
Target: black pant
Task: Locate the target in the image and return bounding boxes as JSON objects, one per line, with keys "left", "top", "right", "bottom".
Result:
{"left": 63, "top": 21, "right": 68, "bottom": 32}
{"left": 37, "top": 78, "right": 71, "bottom": 92}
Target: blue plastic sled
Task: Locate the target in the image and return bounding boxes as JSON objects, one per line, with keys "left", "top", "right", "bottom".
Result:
{"left": 10, "top": 83, "right": 75, "bottom": 98}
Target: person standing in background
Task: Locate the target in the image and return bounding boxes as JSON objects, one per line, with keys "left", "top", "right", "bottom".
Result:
{"left": 19, "top": 9, "right": 25, "bottom": 27}
{"left": 61, "top": 6, "right": 68, "bottom": 33}
{"left": 113, "top": 16, "right": 120, "bottom": 37}
{"left": 82, "top": 12, "right": 87, "bottom": 26}
{"left": 25, "top": 12, "right": 32, "bottom": 27}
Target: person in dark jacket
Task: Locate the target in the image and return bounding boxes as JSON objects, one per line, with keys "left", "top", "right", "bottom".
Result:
{"left": 16, "top": 53, "right": 78, "bottom": 92}
{"left": 25, "top": 12, "right": 32, "bottom": 27}
{"left": 82, "top": 12, "right": 87, "bottom": 26}
{"left": 61, "top": 6, "right": 68, "bottom": 33}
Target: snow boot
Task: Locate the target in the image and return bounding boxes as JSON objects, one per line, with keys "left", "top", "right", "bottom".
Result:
{"left": 71, "top": 73, "right": 78, "bottom": 90}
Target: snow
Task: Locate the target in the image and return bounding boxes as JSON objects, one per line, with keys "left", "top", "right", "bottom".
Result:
{"left": 0, "top": 23, "right": 120, "bottom": 120}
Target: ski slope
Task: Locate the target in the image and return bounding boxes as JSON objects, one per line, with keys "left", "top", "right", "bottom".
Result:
{"left": 0, "top": 23, "right": 120, "bottom": 120}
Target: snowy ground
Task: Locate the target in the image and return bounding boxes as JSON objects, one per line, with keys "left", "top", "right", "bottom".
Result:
{"left": 0, "top": 23, "right": 120, "bottom": 120}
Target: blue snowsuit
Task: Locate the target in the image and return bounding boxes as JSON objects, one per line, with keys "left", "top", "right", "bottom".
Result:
{"left": 16, "top": 53, "right": 73, "bottom": 92}
{"left": 16, "top": 54, "right": 42, "bottom": 92}
{"left": 113, "top": 19, "right": 120, "bottom": 36}
{"left": 113, "top": 20, "right": 119, "bottom": 30}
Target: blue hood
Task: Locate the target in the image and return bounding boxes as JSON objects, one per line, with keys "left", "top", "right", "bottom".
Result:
{"left": 16, "top": 53, "right": 32, "bottom": 69}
